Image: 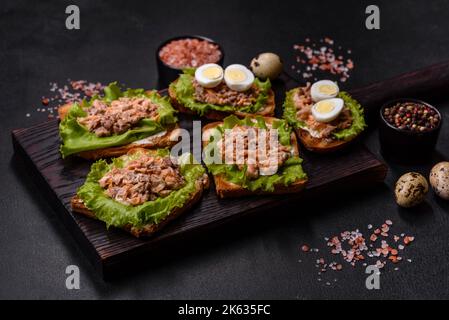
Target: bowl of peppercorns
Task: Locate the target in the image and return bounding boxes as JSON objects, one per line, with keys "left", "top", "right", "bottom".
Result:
{"left": 379, "top": 98, "right": 442, "bottom": 163}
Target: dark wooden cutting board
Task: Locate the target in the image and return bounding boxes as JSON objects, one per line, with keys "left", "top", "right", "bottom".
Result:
{"left": 12, "top": 61, "right": 449, "bottom": 279}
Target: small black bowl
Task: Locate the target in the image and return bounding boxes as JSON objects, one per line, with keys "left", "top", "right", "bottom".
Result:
{"left": 156, "top": 35, "right": 225, "bottom": 88}
{"left": 379, "top": 98, "right": 442, "bottom": 164}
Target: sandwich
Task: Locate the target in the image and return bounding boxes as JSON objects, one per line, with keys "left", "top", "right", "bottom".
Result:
{"left": 202, "top": 115, "right": 307, "bottom": 198}
{"left": 168, "top": 64, "right": 275, "bottom": 120}
{"left": 283, "top": 80, "right": 366, "bottom": 152}
{"left": 59, "top": 83, "right": 179, "bottom": 160}
{"left": 71, "top": 148, "right": 209, "bottom": 237}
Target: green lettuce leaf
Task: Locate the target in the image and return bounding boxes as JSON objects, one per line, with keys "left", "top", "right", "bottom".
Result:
{"left": 282, "top": 89, "right": 366, "bottom": 140}
{"left": 76, "top": 149, "right": 206, "bottom": 228}
{"left": 282, "top": 88, "right": 306, "bottom": 129}
{"left": 204, "top": 115, "right": 307, "bottom": 192}
{"left": 169, "top": 70, "right": 271, "bottom": 116}
{"left": 332, "top": 92, "right": 367, "bottom": 140}
{"left": 59, "top": 83, "right": 178, "bottom": 158}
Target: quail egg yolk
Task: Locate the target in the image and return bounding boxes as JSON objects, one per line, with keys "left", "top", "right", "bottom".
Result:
{"left": 318, "top": 84, "right": 338, "bottom": 95}
{"left": 202, "top": 66, "right": 222, "bottom": 79}
{"left": 315, "top": 100, "right": 335, "bottom": 114}
{"left": 225, "top": 69, "right": 247, "bottom": 82}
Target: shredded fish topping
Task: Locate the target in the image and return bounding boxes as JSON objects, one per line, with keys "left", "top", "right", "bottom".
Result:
{"left": 78, "top": 97, "right": 160, "bottom": 137}
{"left": 98, "top": 154, "right": 184, "bottom": 206}
{"left": 193, "top": 80, "right": 259, "bottom": 107}
{"left": 217, "top": 125, "right": 291, "bottom": 179}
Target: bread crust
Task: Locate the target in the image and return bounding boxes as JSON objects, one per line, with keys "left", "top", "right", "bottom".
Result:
{"left": 58, "top": 104, "right": 180, "bottom": 160}
{"left": 296, "top": 128, "right": 355, "bottom": 153}
{"left": 71, "top": 153, "right": 209, "bottom": 238}
{"left": 168, "top": 79, "right": 275, "bottom": 120}
{"left": 202, "top": 116, "right": 307, "bottom": 198}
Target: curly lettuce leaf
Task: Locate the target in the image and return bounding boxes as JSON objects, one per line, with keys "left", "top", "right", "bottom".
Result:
{"left": 204, "top": 115, "right": 307, "bottom": 192}
{"left": 169, "top": 70, "right": 271, "bottom": 115}
{"left": 77, "top": 149, "right": 206, "bottom": 228}
{"left": 207, "top": 157, "right": 306, "bottom": 192}
{"left": 59, "top": 83, "right": 177, "bottom": 158}
{"left": 282, "top": 89, "right": 366, "bottom": 140}
{"left": 282, "top": 88, "right": 306, "bottom": 129}
{"left": 332, "top": 92, "right": 367, "bottom": 140}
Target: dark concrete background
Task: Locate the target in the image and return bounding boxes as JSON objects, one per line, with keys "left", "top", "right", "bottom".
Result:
{"left": 1, "top": 0, "right": 449, "bottom": 299}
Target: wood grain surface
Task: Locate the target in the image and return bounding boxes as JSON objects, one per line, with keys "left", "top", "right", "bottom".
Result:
{"left": 11, "top": 121, "right": 386, "bottom": 278}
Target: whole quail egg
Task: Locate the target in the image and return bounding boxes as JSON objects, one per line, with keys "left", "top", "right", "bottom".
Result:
{"left": 250, "top": 53, "right": 283, "bottom": 80}
{"left": 430, "top": 162, "right": 449, "bottom": 200}
{"left": 394, "top": 172, "right": 429, "bottom": 208}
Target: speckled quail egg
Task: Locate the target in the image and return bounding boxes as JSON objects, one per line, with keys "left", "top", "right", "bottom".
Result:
{"left": 250, "top": 53, "right": 283, "bottom": 80}
{"left": 430, "top": 162, "right": 449, "bottom": 200}
{"left": 394, "top": 172, "right": 429, "bottom": 208}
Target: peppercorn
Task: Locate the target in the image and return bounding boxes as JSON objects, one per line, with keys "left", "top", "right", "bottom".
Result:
{"left": 383, "top": 102, "right": 440, "bottom": 133}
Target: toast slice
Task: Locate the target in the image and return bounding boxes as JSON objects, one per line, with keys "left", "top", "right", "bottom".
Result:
{"left": 283, "top": 88, "right": 365, "bottom": 153}
{"left": 202, "top": 117, "right": 307, "bottom": 198}
{"left": 58, "top": 103, "right": 180, "bottom": 160}
{"left": 168, "top": 79, "right": 275, "bottom": 120}
{"left": 296, "top": 128, "right": 353, "bottom": 153}
{"left": 71, "top": 148, "right": 209, "bottom": 238}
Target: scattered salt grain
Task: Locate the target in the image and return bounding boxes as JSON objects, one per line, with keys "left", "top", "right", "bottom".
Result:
{"left": 26, "top": 80, "right": 105, "bottom": 119}
{"left": 299, "top": 219, "right": 415, "bottom": 285}
{"left": 291, "top": 37, "right": 354, "bottom": 83}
